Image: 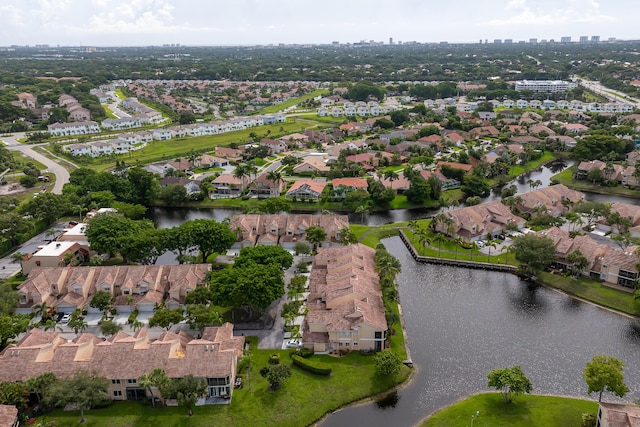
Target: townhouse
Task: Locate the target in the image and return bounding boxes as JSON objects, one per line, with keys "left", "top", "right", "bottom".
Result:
{"left": 435, "top": 201, "right": 526, "bottom": 242}
{"left": 514, "top": 184, "right": 585, "bottom": 217}
{"left": 230, "top": 214, "right": 349, "bottom": 249}
{"left": 303, "top": 244, "right": 387, "bottom": 353}
{"left": 540, "top": 227, "right": 638, "bottom": 289}
{"left": 48, "top": 121, "right": 100, "bottom": 137}
{"left": 16, "top": 264, "right": 211, "bottom": 315}
{"left": 0, "top": 324, "right": 243, "bottom": 402}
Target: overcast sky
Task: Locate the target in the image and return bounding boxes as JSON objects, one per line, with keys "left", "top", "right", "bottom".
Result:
{"left": 2, "top": 0, "right": 638, "bottom": 47}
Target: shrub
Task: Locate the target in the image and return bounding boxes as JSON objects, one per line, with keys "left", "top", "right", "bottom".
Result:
{"left": 269, "top": 354, "right": 280, "bottom": 365}
{"left": 291, "top": 355, "right": 332, "bottom": 375}
{"left": 127, "top": 310, "right": 139, "bottom": 324}
{"left": 289, "top": 347, "right": 314, "bottom": 358}
{"left": 373, "top": 350, "right": 403, "bottom": 376}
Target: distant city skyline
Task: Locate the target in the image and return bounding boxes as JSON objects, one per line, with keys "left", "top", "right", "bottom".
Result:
{"left": 1, "top": 0, "right": 638, "bottom": 47}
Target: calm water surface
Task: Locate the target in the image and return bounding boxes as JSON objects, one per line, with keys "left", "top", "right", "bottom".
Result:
{"left": 320, "top": 237, "right": 640, "bottom": 427}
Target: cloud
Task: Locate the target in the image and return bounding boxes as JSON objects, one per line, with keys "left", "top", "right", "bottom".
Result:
{"left": 484, "top": 0, "right": 614, "bottom": 27}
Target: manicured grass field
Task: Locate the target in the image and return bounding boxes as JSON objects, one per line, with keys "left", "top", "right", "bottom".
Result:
{"left": 255, "top": 89, "right": 329, "bottom": 114}
{"left": 508, "top": 152, "right": 557, "bottom": 178}
{"left": 421, "top": 393, "right": 598, "bottom": 427}
{"left": 552, "top": 168, "right": 640, "bottom": 198}
{"left": 43, "top": 339, "right": 409, "bottom": 427}
{"left": 538, "top": 271, "right": 639, "bottom": 316}
{"left": 71, "top": 119, "right": 329, "bottom": 172}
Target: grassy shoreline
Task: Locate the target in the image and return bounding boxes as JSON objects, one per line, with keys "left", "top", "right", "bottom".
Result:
{"left": 420, "top": 393, "right": 598, "bottom": 427}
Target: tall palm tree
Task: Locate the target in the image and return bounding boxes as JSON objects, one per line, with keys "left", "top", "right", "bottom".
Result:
{"left": 486, "top": 240, "right": 498, "bottom": 263}
{"left": 417, "top": 230, "right": 431, "bottom": 251}
{"left": 453, "top": 237, "right": 462, "bottom": 260}
{"left": 408, "top": 220, "right": 419, "bottom": 233}
{"left": 383, "top": 170, "right": 399, "bottom": 184}
{"left": 432, "top": 233, "right": 447, "bottom": 258}
{"left": 233, "top": 164, "right": 248, "bottom": 193}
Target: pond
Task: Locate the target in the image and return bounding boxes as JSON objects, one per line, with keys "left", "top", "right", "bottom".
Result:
{"left": 319, "top": 236, "right": 640, "bottom": 427}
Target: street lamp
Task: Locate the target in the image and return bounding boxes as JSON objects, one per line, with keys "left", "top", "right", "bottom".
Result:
{"left": 470, "top": 411, "right": 480, "bottom": 427}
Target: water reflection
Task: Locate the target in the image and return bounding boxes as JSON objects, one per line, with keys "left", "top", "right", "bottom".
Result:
{"left": 506, "top": 283, "right": 548, "bottom": 318}
{"left": 320, "top": 237, "right": 640, "bottom": 427}
{"left": 375, "top": 391, "right": 400, "bottom": 410}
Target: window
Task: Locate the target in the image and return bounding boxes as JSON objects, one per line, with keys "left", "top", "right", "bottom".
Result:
{"left": 112, "top": 379, "right": 120, "bottom": 384}
{"left": 35, "top": 261, "right": 41, "bottom": 266}
{"left": 104, "top": 286, "right": 110, "bottom": 292}
{"left": 127, "top": 379, "right": 136, "bottom": 384}
{"left": 113, "top": 390, "right": 122, "bottom": 397}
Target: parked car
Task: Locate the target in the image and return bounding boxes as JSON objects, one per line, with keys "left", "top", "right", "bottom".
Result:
{"left": 61, "top": 313, "right": 72, "bottom": 324}
{"left": 286, "top": 339, "right": 302, "bottom": 348}
{"left": 476, "top": 240, "right": 485, "bottom": 248}
{"left": 234, "top": 376, "right": 243, "bottom": 389}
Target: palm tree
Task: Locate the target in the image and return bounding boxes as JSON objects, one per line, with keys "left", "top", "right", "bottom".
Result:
{"left": 403, "top": 165, "right": 417, "bottom": 182}
{"left": 453, "top": 237, "right": 462, "bottom": 260}
{"left": 34, "top": 302, "right": 55, "bottom": 322}
{"left": 486, "top": 240, "right": 498, "bottom": 263}
{"left": 266, "top": 170, "right": 283, "bottom": 197}
{"left": 10, "top": 251, "right": 24, "bottom": 264}
{"left": 408, "top": 220, "right": 419, "bottom": 233}
{"left": 432, "top": 233, "right": 447, "bottom": 257}
{"left": 383, "top": 170, "right": 399, "bottom": 184}
{"left": 233, "top": 164, "right": 248, "bottom": 193}
{"left": 139, "top": 368, "right": 169, "bottom": 407}
{"left": 355, "top": 202, "right": 371, "bottom": 224}
{"left": 417, "top": 230, "right": 431, "bottom": 251}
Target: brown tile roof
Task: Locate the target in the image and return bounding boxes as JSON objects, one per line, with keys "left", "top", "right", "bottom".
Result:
{"left": 0, "top": 324, "right": 243, "bottom": 383}
{"left": 0, "top": 405, "right": 18, "bottom": 426}
{"left": 305, "top": 244, "right": 387, "bottom": 333}
{"left": 516, "top": 184, "right": 585, "bottom": 217}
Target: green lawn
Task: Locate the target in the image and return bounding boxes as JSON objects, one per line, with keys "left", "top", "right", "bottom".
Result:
{"left": 254, "top": 89, "right": 329, "bottom": 114}
{"left": 508, "top": 152, "right": 557, "bottom": 177}
{"left": 43, "top": 339, "right": 409, "bottom": 427}
{"left": 64, "top": 119, "right": 328, "bottom": 172}
{"left": 422, "top": 393, "right": 597, "bottom": 427}
{"left": 538, "top": 271, "right": 639, "bottom": 316}
{"left": 552, "top": 168, "right": 640, "bottom": 198}
{"left": 101, "top": 104, "right": 118, "bottom": 119}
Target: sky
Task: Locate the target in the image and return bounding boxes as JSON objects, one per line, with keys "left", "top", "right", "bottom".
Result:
{"left": 2, "top": 0, "right": 639, "bottom": 47}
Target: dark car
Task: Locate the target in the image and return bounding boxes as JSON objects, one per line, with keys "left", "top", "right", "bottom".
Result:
{"left": 234, "top": 376, "right": 243, "bottom": 389}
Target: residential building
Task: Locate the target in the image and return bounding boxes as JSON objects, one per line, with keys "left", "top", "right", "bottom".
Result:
{"left": 285, "top": 180, "right": 327, "bottom": 201}
{"left": 303, "top": 244, "right": 387, "bottom": 353}
{"left": 0, "top": 324, "right": 243, "bottom": 402}
{"left": 250, "top": 172, "right": 286, "bottom": 197}
{"left": 436, "top": 201, "right": 526, "bottom": 242}
{"left": 47, "top": 121, "right": 100, "bottom": 137}
{"left": 596, "top": 402, "right": 640, "bottom": 426}
{"left": 292, "top": 157, "right": 330, "bottom": 174}
{"left": 230, "top": 214, "right": 349, "bottom": 250}
{"left": 515, "top": 80, "right": 577, "bottom": 93}
{"left": 20, "top": 241, "right": 90, "bottom": 275}
{"left": 210, "top": 174, "right": 245, "bottom": 198}
{"left": 540, "top": 227, "right": 639, "bottom": 289}
{"left": 16, "top": 264, "right": 211, "bottom": 315}
{"left": 515, "top": 184, "right": 584, "bottom": 217}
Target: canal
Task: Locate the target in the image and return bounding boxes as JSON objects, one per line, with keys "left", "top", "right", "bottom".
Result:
{"left": 319, "top": 236, "right": 640, "bottom": 426}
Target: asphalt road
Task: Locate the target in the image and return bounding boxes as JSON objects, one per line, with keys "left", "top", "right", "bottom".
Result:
{"left": 2, "top": 133, "right": 72, "bottom": 194}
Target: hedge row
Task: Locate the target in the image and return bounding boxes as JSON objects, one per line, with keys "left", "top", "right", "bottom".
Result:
{"left": 291, "top": 354, "right": 332, "bottom": 375}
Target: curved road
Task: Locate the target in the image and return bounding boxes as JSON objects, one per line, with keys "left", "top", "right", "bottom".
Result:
{"left": 2, "top": 133, "right": 72, "bottom": 194}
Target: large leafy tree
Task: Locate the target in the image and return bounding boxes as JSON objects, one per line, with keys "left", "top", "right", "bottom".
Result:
{"left": 510, "top": 234, "right": 557, "bottom": 277}
{"left": 0, "top": 381, "right": 30, "bottom": 415}
{"left": 234, "top": 245, "right": 293, "bottom": 270}
{"left": 210, "top": 261, "right": 285, "bottom": 319}
{"left": 19, "top": 193, "right": 71, "bottom": 225}
{"left": 0, "top": 314, "right": 30, "bottom": 351}
{"left": 159, "top": 375, "right": 207, "bottom": 416}
{"left": 0, "top": 280, "right": 18, "bottom": 315}
{"left": 185, "top": 304, "right": 223, "bottom": 333}
{"left": 126, "top": 166, "right": 160, "bottom": 206}
{"left": 25, "top": 372, "right": 57, "bottom": 404}
{"left": 90, "top": 290, "right": 115, "bottom": 316}
{"left": 583, "top": 355, "right": 629, "bottom": 402}
{"left": 305, "top": 225, "right": 327, "bottom": 251}
{"left": 44, "top": 370, "right": 110, "bottom": 423}
{"left": 487, "top": 365, "right": 532, "bottom": 403}
{"left": 148, "top": 306, "right": 184, "bottom": 330}
{"left": 181, "top": 219, "right": 236, "bottom": 263}
{"left": 85, "top": 213, "right": 156, "bottom": 260}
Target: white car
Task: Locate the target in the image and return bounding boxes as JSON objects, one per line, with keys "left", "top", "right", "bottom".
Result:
{"left": 61, "top": 313, "right": 72, "bottom": 324}
{"left": 286, "top": 339, "right": 302, "bottom": 348}
{"left": 476, "top": 240, "right": 485, "bottom": 248}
